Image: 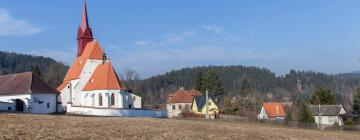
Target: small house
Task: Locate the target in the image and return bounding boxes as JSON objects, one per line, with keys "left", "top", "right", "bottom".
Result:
{"left": 166, "top": 88, "right": 202, "bottom": 118}
{"left": 308, "top": 105, "right": 346, "bottom": 126}
{"left": 191, "top": 95, "right": 219, "bottom": 118}
{"left": 257, "top": 102, "right": 286, "bottom": 121}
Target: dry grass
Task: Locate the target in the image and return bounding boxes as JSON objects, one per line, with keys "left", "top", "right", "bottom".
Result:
{"left": 0, "top": 113, "right": 359, "bottom": 140}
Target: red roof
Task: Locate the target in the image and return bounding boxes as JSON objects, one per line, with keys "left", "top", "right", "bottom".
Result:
{"left": 168, "top": 89, "right": 202, "bottom": 104}
{"left": 262, "top": 102, "right": 286, "bottom": 118}
{"left": 0, "top": 71, "right": 59, "bottom": 95}
{"left": 63, "top": 40, "right": 104, "bottom": 82}
{"left": 82, "top": 62, "right": 125, "bottom": 91}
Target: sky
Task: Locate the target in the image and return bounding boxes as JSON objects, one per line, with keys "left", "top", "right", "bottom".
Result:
{"left": 1, "top": 0, "right": 360, "bottom": 78}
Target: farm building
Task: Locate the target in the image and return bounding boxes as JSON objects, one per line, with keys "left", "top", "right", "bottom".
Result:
{"left": 191, "top": 95, "right": 219, "bottom": 118}
{"left": 257, "top": 102, "right": 286, "bottom": 121}
{"left": 308, "top": 105, "right": 347, "bottom": 126}
{"left": 0, "top": 71, "right": 59, "bottom": 114}
{"left": 166, "top": 88, "right": 202, "bottom": 118}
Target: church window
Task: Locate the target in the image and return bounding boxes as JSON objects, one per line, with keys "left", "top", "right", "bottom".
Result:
{"left": 111, "top": 93, "right": 115, "bottom": 106}
{"left": 172, "top": 105, "right": 175, "bottom": 110}
{"left": 178, "top": 105, "right": 182, "bottom": 110}
{"left": 133, "top": 96, "right": 136, "bottom": 101}
{"left": 47, "top": 103, "right": 50, "bottom": 108}
{"left": 99, "top": 94, "right": 103, "bottom": 106}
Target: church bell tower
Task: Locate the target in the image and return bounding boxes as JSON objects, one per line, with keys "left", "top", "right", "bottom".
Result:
{"left": 77, "top": 0, "right": 94, "bottom": 57}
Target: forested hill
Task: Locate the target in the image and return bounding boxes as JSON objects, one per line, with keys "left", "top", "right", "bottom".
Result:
{"left": 135, "top": 66, "right": 360, "bottom": 108}
{"left": 0, "top": 51, "right": 68, "bottom": 87}
{"left": 1, "top": 51, "right": 359, "bottom": 109}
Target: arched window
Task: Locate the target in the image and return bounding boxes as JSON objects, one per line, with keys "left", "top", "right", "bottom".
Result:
{"left": 111, "top": 93, "right": 115, "bottom": 106}
{"left": 98, "top": 94, "right": 103, "bottom": 106}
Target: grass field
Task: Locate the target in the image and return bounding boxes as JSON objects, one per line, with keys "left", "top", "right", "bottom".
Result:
{"left": 0, "top": 113, "right": 359, "bottom": 140}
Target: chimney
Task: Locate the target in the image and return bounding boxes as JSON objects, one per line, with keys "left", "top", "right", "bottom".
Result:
{"left": 102, "top": 53, "right": 107, "bottom": 64}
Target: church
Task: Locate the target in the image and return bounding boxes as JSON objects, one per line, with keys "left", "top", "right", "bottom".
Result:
{"left": 56, "top": 1, "right": 156, "bottom": 117}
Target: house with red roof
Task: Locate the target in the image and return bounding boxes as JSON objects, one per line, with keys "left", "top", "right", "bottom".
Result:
{"left": 166, "top": 88, "right": 202, "bottom": 118}
{"left": 257, "top": 102, "right": 286, "bottom": 121}
{"left": 57, "top": 1, "right": 142, "bottom": 114}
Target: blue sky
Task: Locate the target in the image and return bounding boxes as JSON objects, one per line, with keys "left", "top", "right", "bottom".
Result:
{"left": 1, "top": 0, "right": 360, "bottom": 78}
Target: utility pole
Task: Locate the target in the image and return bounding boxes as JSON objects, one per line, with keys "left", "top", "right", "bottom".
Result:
{"left": 205, "top": 90, "right": 209, "bottom": 119}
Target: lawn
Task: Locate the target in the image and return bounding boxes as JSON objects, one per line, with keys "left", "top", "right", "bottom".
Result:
{"left": 0, "top": 113, "right": 359, "bottom": 140}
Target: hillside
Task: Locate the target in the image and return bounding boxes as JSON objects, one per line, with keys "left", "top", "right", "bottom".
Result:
{"left": 1, "top": 51, "right": 359, "bottom": 109}
{"left": 135, "top": 66, "right": 360, "bottom": 109}
{"left": 0, "top": 51, "right": 68, "bottom": 87}
{"left": 1, "top": 113, "right": 359, "bottom": 140}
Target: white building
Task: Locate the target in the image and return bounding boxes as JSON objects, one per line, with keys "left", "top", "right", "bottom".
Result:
{"left": 166, "top": 88, "right": 201, "bottom": 118}
{"left": 308, "top": 105, "right": 347, "bottom": 126}
{"left": 56, "top": 1, "right": 152, "bottom": 117}
{"left": 258, "top": 102, "right": 286, "bottom": 121}
{"left": 0, "top": 72, "right": 59, "bottom": 114}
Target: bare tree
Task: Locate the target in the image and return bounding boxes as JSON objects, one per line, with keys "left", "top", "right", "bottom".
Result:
{"left": 123, "top": 68, "right": 140, "bottom": 92}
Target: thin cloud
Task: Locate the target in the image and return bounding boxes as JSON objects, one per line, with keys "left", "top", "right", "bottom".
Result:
{"left": 0, "top": 8, "right": 42, "bottom": 36}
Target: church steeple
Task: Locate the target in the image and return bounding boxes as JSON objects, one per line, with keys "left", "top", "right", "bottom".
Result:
{"left": 77, "top": 0, "right": 94, "bottom": 57}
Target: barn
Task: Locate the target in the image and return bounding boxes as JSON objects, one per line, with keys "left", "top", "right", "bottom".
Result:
{"left": 0, "top": 71, "right": 59, "bottom": 114}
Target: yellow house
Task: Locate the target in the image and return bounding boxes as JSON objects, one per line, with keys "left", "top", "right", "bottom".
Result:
{"left": 191, "top": 96, "right": 219, "bottom": 117}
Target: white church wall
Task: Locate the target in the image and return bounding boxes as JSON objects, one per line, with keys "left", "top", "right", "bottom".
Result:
{"left": 131, "top": 93, "right": 142, "bottom": 108}
{"left": 77, "top": 59, "right": 103, "bottom": 91}
{"left": 67, "top": 105, "right": 167, "bottom": 118}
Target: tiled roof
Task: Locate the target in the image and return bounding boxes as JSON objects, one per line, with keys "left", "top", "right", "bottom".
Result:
{"left": 193, "top": 96, "right": 215, "bottom": 111}
{"left": 308, "top": 105, "right": 346, "bottom": 116}
{"left": 57, "top": 81, "right": 69, "bottom": 91}
{"left": 63, "top": 40, "right": 104, "bottom": 81}
{"left": 0, "top": 71, "right": 59, "bottom": 95}
{"left": 82, "top": 62, "right": 125, "bottom": 91}
{"left": 168, "top": 89, "right": 202, "bottom": 104}
{"left": 262, "top": 102, "right": 286, "bottom": 118}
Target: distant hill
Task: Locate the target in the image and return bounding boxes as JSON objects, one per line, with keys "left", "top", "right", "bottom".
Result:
{"left": 135, "top": 66, "right": 360, "bottom": 110}
{"left": 0, "top": 51, "right": 68, "bottom": 88}
{"left": 1, "top": 51, "right": 359, "bottom": 110}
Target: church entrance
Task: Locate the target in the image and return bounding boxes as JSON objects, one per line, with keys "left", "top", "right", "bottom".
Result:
{"left": 15, "top": 99, "right": 25, "bottom": 112}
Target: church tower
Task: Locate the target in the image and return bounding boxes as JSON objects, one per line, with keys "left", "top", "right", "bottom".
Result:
{"left": 77, "top": 0, "right": 94, "bottom": 57}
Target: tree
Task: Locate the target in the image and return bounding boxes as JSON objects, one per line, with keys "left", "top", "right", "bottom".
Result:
{"left": 32, "top": 65, "right": 42, "bottom": 77}
{"left": 195, "top": 72, "right": 206, "bottom": 94}
{"left": 284, "top": 107, "right": 293, "bottom": 123}
{"left": 298, "top": 102, "right": 315, "bottom": 123}
{"left": 353, "top": 85, "right": 360, "bottom": 120}
{"left": 44, "top": 63, "right": 68, "bottom": 88}
{"left": 123, "top": 69, "right": 140, "bottom": 92}
{"left": 205, "top": 70, "right": 224, "bottom": 97}
{"left": 241, "top": 76, "right": 250, "bottom": 96}
{"left": 310, "top": 87, "right": 336, "bottom": 105}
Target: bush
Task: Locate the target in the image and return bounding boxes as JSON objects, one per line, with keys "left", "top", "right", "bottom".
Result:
{"left": 344, "top": 119, "right": 355, "bottom": 126}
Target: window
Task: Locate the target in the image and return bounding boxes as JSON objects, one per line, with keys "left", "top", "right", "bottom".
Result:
{"left": 7, "top": 107, "right": 11, "bottom": 111}
{"left": 178, "top": 105, "right": 182, "bottom": 110}
{"left": 47, "top": 103, "right": 50, "bottom": 108}
{"left": 99, "top": 94, "right": 103, "bottom": 106}
{"left": 111, "top": 93, "right": 115, "bottom": 106}
{"left": 185, "top": 105, "right": 189, "bottom": 110}
{"left": 133, "top": 96, "right": 136, "bottom": 101}
{"left": 129, "top": 104, "right": 132, "bottom": 109}
{"left": 172, "top": 105, "right": 176, "bottom": 110}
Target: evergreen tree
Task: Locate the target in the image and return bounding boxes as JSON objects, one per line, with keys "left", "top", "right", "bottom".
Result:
{"left": 298, "top": 102, "right": 315, "bottom": 123}
{"left": 241, "top": 76, "right": 250, "bottom": 96}
{"left": 32, "top": 65, "right": 42, "bottom": 77}
{"left": 310, "top": 87, "right": 336, "bottom": 105}
{"left": 284, "top": 107, "right": 293, "bottom": 123}
{"left": 353, "top": 85, "right": 360, "bottom": 120}
{"left": 206, "top": 70, "right": 224, "bottom": 97}
{"left": 195, "top": 72, "right": 206, "bottom": 94}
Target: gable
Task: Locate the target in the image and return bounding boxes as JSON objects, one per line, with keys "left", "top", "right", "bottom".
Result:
{"left": 262, "top": 102, "right": 286, "bottom": 117}
{"left": 63, "top": 41, "right": 104, "bottom": 81}
{"left": 82, "top": 62, "right": 125, "bottom": 91}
